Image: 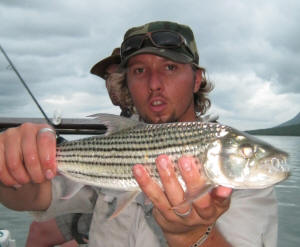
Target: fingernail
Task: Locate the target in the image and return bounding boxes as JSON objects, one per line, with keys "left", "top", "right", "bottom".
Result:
{"left": 13, "top": 184, "right": 22, "bottom": 189}
{"left": 180, "top": 158, "right": 192, "bottom": 172}
{"left": 218, "top": 188, "right": 232, "bottom": 198}
{"left": 45, "top": 169, "right": 54, "bottom": 180}
{"left": 158, "top": 157, "right": 171, "bottom": 176}
{"left": 133, "top": 165, "right": 143, "bottom": 178}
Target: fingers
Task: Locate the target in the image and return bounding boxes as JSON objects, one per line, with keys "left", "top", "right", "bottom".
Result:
{"left": 178, "top": 156, "right": 205, "bottom": 192}
{"left": 133, "top": 154, "right": 232, "bottom": 227}
{"left": 211, "top": 186, "right": 232, "bottom": 211}
{"left": 178, "top": 156, "right": 232, "bottom": 221}
{"left": 133, "top": 161, "right": 192, "bottom": 233}
{"left": 0, "top": 138, "right": 19, "bottom": 186}
{"left": 155, "top": 155, "right": 191, "bottom": 217}
{"left": 23, "top": 124, "right": 57, "bottom": 182}
{"left": 178, "top": 156, "right": 216, "bottom": 220}
{"left": 0, "top": 123, "right": 57, "bottom": 187}
{"left": 133, "top": 164, "right": 171, "bottom": 213}
{"left": 22, "top": 127, "right": 44, "bottom": 183}
{"left": 213, "top": 186, "right": 232, "bottom": 199}
{"left": 155, "top": 156, "right": 184, "bottom": 205}
{"left": 36, "top": 127, "right": 57, "bottom": 180}
{"left": 5, "top": 128, "right": 31, "bottom": 184}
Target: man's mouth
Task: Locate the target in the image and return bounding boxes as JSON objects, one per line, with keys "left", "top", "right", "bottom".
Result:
{"left": 152, "top": 100, "right": 164, "bottom": 106}
{"left": 149, "top": 98, "right": 167, "bottom": 112}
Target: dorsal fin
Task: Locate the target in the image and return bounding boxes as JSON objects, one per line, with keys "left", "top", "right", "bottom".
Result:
{"left": 87, "top": 113, "right": 144, "bottom": 136}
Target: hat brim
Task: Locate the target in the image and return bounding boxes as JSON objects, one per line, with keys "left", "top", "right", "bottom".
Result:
{"left": 121, "top": 46, "right": 195, "bottom": 67}
{"left": 90, "top": 55, "right": 121, "bottom": 79}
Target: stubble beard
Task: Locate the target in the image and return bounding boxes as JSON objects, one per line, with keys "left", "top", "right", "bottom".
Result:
{"left": 140, "top": 111, "right": 178, "bottom": 124}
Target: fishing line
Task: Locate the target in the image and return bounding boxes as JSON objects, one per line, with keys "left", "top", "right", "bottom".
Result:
{"left": 0, "top": 44, "right": 65, "bottom": 142}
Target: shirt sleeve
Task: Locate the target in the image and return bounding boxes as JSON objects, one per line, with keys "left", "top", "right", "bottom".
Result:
{"left": 31, "top": 176, "right": 97, "bottom": 221}
{"left": 217, "top": 187, "right": 278, "bottom": 247}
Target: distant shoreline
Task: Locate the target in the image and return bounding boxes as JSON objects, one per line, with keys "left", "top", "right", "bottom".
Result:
{"left": 246, "top": 124, "right": 300, "bottom": 136}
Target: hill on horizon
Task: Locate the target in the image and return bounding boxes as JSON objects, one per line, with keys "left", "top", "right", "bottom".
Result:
{"left": 276, "top": 112, "right": 300, "bottom": 127}
{"left": 246, "top": 112, "right": 300, "bottom": 136}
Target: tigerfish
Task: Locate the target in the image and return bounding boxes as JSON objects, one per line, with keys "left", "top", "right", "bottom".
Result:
{"left": 56, "top": 114, "right": 289, "bottom": 194}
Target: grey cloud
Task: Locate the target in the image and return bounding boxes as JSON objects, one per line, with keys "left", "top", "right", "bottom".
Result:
{"left": 0, "top": 0, "right": 299, "bottom": 130}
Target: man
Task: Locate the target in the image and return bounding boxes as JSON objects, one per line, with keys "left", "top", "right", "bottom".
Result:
{"left": 0, "top": 21, "right": 277, "bottom": 246}
{"left": 91, "top": 47, "right": 132, "bottom": 117}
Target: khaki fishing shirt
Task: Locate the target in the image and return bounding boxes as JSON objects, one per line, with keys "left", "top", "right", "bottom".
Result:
{"left": 33, "top": 176, "right": 278, "bottom": 247}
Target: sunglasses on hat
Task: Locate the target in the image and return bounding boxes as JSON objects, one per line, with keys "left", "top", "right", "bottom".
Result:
{"left": 120, "top": 30, "right": 194, "bottom": 61}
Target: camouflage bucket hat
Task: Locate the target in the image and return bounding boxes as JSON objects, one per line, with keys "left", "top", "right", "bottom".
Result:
{"left": 90, "top": 48, "right": 121, "bottom": 79}
{"left": 120, "top": 21, "right": 200, "bottom": 67}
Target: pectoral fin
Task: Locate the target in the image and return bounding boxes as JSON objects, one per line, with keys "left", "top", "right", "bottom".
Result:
{"left": 108, "top": 190, "right": 140, "bottom": 220}
{"left": 59, "top": 177, "right": 85, "bottom": 200}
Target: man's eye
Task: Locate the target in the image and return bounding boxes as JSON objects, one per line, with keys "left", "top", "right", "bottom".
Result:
{"left": 166, "top": 64, "right": 176, "bottom": 71}
{"left": 103, "top": 73, "right": 109, "bottom": 80}
{"left": 134, "top": 68, "right": 144, "bottom": 74}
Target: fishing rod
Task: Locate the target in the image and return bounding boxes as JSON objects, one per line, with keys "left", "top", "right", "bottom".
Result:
{"left": 0, "top": 44, "right": 65, "bottom": 141}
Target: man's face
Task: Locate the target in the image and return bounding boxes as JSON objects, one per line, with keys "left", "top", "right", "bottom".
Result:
{"left": 104, "top": 63, "right": 120, "bottom": 106}
{"left": 126, "top": 54, "right": 202, "bottom": 123}
{"left": 105, "top": 64, "right": 119, "bottom": 79}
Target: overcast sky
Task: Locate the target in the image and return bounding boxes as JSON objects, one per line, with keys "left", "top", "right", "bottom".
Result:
{"left": 0, "top": 0, "right": 299, "bottom": 130}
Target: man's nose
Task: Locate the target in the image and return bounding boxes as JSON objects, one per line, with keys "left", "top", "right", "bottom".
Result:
{"left": 148, "top": 71, "right": 163, "bottom": 92}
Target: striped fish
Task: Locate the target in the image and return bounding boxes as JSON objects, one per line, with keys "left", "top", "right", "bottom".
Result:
{"left": 56, "top": 114, "right": 289, "bottom": 193}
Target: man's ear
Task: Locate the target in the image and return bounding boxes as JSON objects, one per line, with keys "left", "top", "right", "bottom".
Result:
{"left": 193, "top": 69, "right": 202, "bottom": 93}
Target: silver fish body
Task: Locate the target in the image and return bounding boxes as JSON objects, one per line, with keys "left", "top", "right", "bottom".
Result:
{"left": 56, "top": 114, "right": 289, "bottom": 191}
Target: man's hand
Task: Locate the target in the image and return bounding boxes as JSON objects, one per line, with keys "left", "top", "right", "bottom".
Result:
{"left": 0, "top": 123, "right": 57, "bottom": 187}
{"left": 0, "top": 123, "right": 56, "bottom": 210}
{"left": 133, "top": 154, "right": 232, "bottom": 247}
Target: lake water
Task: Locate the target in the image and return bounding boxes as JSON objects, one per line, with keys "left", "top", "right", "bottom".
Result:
{"left": 0, "top": 135, "right": 299, "bottom": 246}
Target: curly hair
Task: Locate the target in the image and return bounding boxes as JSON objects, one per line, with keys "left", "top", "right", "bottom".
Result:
{"left": 105, "top": 71, "right": 134, "bottom": 117}
{"left": 192, "top": 66, "right": 214, "bottom": 115}
{"left": 106, "top": 65, "right": 214, "bottom": 117}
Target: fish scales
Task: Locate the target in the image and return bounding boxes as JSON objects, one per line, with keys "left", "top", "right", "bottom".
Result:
{"left": 57, "top": 121, "right": 224, "bottom": 191}
{"left": 56, "top": 114, "right": 289, "bottom": 191}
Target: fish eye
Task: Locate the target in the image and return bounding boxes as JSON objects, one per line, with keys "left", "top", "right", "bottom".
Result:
{"left": 241, "top": 146, "right": 254, "bottom": 158}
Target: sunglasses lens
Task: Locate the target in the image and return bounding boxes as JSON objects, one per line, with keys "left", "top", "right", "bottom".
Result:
{"left": 121, "top": 31, "right": 187, "bottom": 60}
{"left": 121, "top": 35, "right": 144, "bottom": 58}
{"left": 151, "top": 31, "right": 182, "bottom": 47}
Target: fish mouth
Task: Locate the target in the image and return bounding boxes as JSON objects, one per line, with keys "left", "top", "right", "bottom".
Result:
{"left": 225, "top": 155, "right": 290, "bottom": 189}
{"left": 259, "top": 154, "right": 290, "bottom": 175}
